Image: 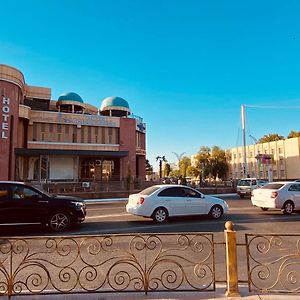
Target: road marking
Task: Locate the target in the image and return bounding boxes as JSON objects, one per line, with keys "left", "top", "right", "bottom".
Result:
{"left": 87, "top": 213, "right": 128, "bottom": 219}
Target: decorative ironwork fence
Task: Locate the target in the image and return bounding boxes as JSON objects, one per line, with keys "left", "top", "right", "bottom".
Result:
{"left": 246, "top": 233, "right": 300, "bottom": 293}
{"left": 0, "top": 233, "right": 215, "bottom": 297}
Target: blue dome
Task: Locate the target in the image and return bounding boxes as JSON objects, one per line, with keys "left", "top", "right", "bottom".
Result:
{"left": 58, "top": 92, "right": 84, "bottom": 103}
{"left": 100, "top": 96, "right": 129, "bottom": 110}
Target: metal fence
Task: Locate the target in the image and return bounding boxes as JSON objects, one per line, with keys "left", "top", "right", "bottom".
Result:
{"left": 0, "top": 233, "right": 215, "bottom": 298}
{"left": 245, "top": 233, "right": 300, "bottom": 293}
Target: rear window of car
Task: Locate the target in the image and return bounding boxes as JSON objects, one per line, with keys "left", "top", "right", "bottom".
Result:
{"left": 0, "top": 184, "right": 9, "bottom": 199}
{"left": 237, "top": 180, "right": 251, "bottom": 186}
{"left": 140, "top": 186, "right": 161, "bottom": 195}
{"left": 261, "top": 183, "right": 284, "bottom": 189}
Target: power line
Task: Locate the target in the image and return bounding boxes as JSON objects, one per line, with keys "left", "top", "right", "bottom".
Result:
{"left": 245, "top": 104, "right": 300, "bottom": 109}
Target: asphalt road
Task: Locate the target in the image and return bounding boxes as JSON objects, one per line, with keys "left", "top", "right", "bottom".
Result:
{"left": 2, "top": 194, "right": 300, "bottom": 285}
{"left": 2, "top": 194, "right": 300, "bottom": 238}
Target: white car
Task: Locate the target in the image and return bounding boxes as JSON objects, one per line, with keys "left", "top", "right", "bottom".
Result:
{"left": 251, "top": 181, "right": 300, "bottom": 214}
{"left": 126, "top": 184, "right": 229, "bottom": 223}
{"left": 236, "top": 178, "right": 268, "bottom": 198}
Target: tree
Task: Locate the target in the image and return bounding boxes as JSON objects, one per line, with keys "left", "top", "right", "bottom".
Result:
{"left": 145, "top": 159, "right": 153, "bottom": 175}
{"left": 287, "top": 131, "right": 300, "bottom": 139}
{"left": 163, "top": 163, "right": 171, "bottom": 177}
{"left": 258, "top": 133, "right": 284, "bottom": 143}
{"left": 210, "top": 146, "right": 228, "bottom": 181}
{"left": 178, "top": 156, "right": 191, "bottom": 178}
{"left": 156, "top": 156, "right": 167, "bottom": 178}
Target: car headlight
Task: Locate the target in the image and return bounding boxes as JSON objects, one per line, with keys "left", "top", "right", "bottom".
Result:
{"left": 71, "top": 201, "right": 84, "bottom": 208}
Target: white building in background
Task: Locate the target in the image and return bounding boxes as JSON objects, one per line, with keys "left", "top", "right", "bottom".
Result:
{"left": 227, "top": 137, "right": 300, "bottom": 180}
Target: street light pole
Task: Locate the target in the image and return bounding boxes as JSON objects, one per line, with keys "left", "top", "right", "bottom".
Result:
{"left": 241, "top": 105, "right": 247, "bottom": 177}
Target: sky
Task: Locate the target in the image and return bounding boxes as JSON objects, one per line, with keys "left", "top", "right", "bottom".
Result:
{"left": 1, "top": 0, "right": 300, "bottom": 170}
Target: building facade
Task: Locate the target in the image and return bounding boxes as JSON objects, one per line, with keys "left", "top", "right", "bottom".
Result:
{"left": 0, "top": 64, "right": 146, "bottom": 182}
{"left": 227, "top": 137, "right": 300, "bottom": 180}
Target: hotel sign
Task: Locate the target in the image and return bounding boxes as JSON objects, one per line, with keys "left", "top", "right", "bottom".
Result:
{"left": 1, "top": 96, "right": 10, "bottom": 139}
{"left": 30, "top": 111, "right": 120, "bottom": 127}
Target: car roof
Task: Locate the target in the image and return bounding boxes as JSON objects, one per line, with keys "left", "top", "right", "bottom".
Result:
{"left": 0, "top": 181, "right": 25, "bottom": 185}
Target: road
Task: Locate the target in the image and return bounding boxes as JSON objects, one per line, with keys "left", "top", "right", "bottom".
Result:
{"left": 2, "top": 194, "right": 300, "bottom": 238}
{"left": 2, "top": 194, "right": 300, "bottom": 286}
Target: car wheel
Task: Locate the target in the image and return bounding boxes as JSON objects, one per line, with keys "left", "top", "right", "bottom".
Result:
{"left": 239, "top": 194, "right": 245, "bottom": 199}
{"left": 152, "top": 207, "right": 168, "bottom": 223}
{"left": 49, "top": 212, "right": 71, "bottom": 232}
{"left": 209, "top": 205, "right": 223, "bottom": 219}
{"left": 282, "top": 201, "right": 294, "bottom": 215}
{"left": 260, "top": 207, "right": 269, "bottom": 211}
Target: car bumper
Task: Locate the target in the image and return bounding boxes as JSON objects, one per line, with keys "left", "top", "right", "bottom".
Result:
{"left": 251, "top": 198, "right": 277, "bottom": 208}
{"left": 126, "top": 204, "right": 150, "bottom": 217}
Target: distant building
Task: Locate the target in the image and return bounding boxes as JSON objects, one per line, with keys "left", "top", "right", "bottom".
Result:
{"left": 0, "top": 64, "right": 146, "bottom": 182}
{"left": 227, "top": 137, "right": 300, "bottom": 180}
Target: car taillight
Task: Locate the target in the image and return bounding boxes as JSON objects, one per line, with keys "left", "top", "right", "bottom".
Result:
{"left": 271, "top": 191, "right": 278, "bottom": 198}
{"left": 137, "top": 197, "right": 145, "bottom": 205}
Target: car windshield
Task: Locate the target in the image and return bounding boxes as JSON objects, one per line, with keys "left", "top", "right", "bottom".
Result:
{"left": 261, "top": 183, "right": 284, "bottom": 190}
{"left": 237, "top": 180, "right": 251, "bottom": 186}
{"left": 140, "top": 186, "right": 161, "bottom": 195}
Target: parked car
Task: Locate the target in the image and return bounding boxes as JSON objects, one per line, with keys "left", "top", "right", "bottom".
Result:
{"left": 0, "top": 181, "right": 87, "bottom": 231}
{"left": 236, "top": 178, "right": 268, "bottom": 198}
{"left": 126, "top": 184, "right": 229, "bottom": 223}
{"left": 251, "top": 181, "right": 300, "bottom": 214}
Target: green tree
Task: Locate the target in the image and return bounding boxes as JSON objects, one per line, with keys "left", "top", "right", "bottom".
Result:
{"left": 287, "top": 131, "right": 300, "bottom": 139}
{"left": 210, "top": 146, "right": 228, "bottom": 181}
{"left": 258, "top": 133, "right": 284, "bottom": 143}
{"left": 169, "top": 169, "right": 180, "bottom": 177}
{"left": 196, "top": 146, "right": 211, "bottom": 180}
{"left": 163, "top": 163, "right": 171, "bottom": 177}
{"left": 145, "top": 159, "right": 153, "bottom": 175}
{"left": 187, "top": 165, "right": 199, "bottom": 178}
{"left": 178, "top": 156, "right": 191, "bottom": 178}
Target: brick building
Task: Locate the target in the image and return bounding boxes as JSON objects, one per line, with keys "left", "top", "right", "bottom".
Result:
{"left": 0, "top": 64, "right": 146, "bottom": 182}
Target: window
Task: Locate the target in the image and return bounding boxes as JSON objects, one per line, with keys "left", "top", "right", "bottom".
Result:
{"left": 288, "top": 184, "right": 300, "bottom": 192}
{"left": 41, "top": 123, "right": 45, "bottom": 132}
{"left": 49, "top": 123, "right": 53, "bottom": 133}
{"left": 65, "top": 125, "right": 69, "bottom": 134}
{"left": 32, "top": 123, "right": 37, "bottom": 141}
{"left": 158, "top": 187, "right": 185, "bottom": 197}
{"left": 183, "top": 187, "right": 201, "bottom": 198}
{"left": 57, "top": 124, "right": 62, "bottom": 133}
{"left": 0, "top": 184, "right": 9, "bottom": 200}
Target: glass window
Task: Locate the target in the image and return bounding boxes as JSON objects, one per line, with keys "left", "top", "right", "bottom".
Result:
{"left": 289, "top": 184, "right": 300, "bottom": 192}
{"left": 0, "top": 184, "right": 9, "bottom": 200}
{"left": 262, "top": 183, "right": 284, "bottom": 190}
{"left": 158, "top": 187, "right": 185, "bottom": 197}
{"left": 140, "top": 186, "right": 161, "bottom": 195}
{"left": 183, "top": 187, "right": 201, "bottom": 198}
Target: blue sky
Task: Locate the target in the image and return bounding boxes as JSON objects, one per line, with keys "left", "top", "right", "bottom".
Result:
{"left": 1, "top": 0, "right": 300, "bottom": 169}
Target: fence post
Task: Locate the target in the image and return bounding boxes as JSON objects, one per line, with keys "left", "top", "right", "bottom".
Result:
{"left": 224, "top": 221, "right": 240, "bottom": 297}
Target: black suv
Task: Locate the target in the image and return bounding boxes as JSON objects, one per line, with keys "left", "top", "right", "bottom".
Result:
{"left": 0, "top": 181, "right": 86, "bottom": 232}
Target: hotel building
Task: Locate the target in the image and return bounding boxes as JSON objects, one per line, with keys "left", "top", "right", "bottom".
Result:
{"left": 0, "top": 64, "right": 146, "bottom": 182}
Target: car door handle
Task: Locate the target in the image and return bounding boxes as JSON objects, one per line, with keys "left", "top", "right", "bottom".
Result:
{"left": 38, "top": 200, "right": 49, "bottom": 204}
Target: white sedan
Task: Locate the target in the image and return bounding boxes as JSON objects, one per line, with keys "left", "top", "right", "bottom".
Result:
{"left": 126, "top": 184, "right": 229, "bottom": 223}
{"left": 251, "top": 181, "right": 300, "bottom": 214}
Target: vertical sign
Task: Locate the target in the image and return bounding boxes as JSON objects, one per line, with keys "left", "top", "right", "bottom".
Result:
{"left": 1, "top": 96, "right": 10, "bottom": 139}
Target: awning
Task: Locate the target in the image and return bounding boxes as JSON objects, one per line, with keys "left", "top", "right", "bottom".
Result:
{"left": 15, "top": 148, "right": 129, "bottom": 157}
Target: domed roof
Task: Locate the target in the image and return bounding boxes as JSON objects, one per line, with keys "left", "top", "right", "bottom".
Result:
{"left": 100, "top": 96, "right": 129, "bottom": 111}
{"left": 58, "top": 92, "right": 84, "bottom": 103}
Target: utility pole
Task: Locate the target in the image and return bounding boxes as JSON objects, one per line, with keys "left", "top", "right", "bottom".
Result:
{"left": 241, "top": 105, "right": 247, "bottom": 177}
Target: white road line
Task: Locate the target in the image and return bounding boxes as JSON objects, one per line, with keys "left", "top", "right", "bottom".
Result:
{"left": 86, "top": 213, "right": 128, "bottom": 219}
